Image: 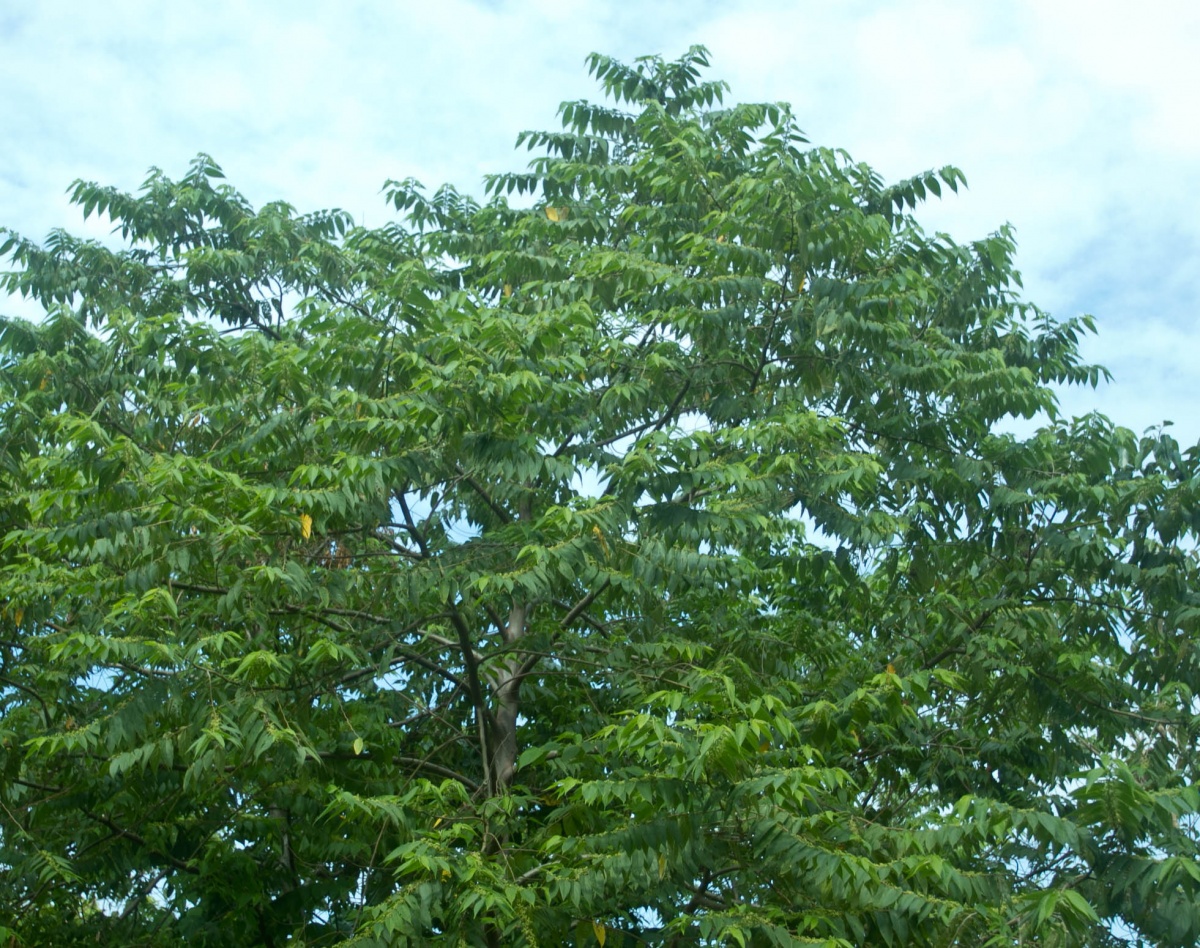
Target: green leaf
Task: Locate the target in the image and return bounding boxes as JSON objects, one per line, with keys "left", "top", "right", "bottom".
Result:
{"left": 0, "top": 44, "right": 1193, "bottom": 948}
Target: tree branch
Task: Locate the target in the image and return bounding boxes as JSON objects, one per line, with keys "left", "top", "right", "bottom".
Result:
{"left": 81, "top": 808, "right": 199, "bottom": 875}
{"left": 456, "top": 464, "right": 512, "bottom": 524}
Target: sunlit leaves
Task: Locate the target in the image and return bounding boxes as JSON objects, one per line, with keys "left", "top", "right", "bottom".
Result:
{"left": 0, "top": 45, "right": 1197, "bottom": 948}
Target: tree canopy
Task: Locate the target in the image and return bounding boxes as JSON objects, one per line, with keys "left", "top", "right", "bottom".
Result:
{"left": 1, "top": 47, "right": 1198, "bottom": 947}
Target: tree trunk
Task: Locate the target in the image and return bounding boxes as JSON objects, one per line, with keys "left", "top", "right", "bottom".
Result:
{"left": 487, "top": 601, "right": 528, "bottom": 794}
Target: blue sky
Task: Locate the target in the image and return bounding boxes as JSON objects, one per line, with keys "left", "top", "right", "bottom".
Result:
{"left": 2, "top": 0, "right": 1197, "bottom": 443}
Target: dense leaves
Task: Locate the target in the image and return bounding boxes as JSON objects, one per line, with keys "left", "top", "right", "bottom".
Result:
{"left": 1, "top": 47, "right": 1198, "bottom": 946}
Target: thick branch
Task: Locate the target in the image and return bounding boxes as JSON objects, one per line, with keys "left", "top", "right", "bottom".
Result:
{"left": 456, "top": 464, "right": 512, "bottom": 524}
{"left": 396, "top": 492, "right": 431, "bottom": 558}
{"left": 488, "top": 602, "right": 529, "bottom": 792}
{"left": 81, "top": 808, "right": 199, "bottom": 875}
{"left": 447, "top": 604, "right": 499, "bottom": 793}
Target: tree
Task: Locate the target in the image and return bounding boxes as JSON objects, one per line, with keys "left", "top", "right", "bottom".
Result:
{"left": 0, "top": 46, "right": 1198, "bottom": 947}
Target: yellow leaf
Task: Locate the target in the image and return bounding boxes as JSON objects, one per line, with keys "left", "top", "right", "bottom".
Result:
{"left": 657, "top": 852, "right": 667, "bottom": 880}
{"left": 591, "top": 524, "right": 610, "bottom": 556}
{"left": 352, "top": 737, "right": 364, "bottom": 755}
{"left": 503, "top": 283, "right": 513, "bottom": 298}
{"left": 441, "top": 868, "right": 451, "bottom": 881}
{"left": 13, "top": 608, "right": 23, "bottom": 627}
{"left": 300, "top": 513, "right": 313, "bottom": 540}
{"left": 545, "top": 205, "right": 569, "bottom": 222}
{"left": 592, "top": 920, "right": 606, "bottom": 945}
{"left": 433, "top": 816, "right": 443, "bottom": 828}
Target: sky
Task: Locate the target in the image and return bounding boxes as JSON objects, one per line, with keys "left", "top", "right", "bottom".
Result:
{"left": 1, "top": 0, "right": 1197, "bottom": 444}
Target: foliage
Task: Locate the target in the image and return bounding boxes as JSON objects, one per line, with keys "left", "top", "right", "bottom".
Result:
{"left": 1, "top": 47, "right": 1198, "bottom": 946}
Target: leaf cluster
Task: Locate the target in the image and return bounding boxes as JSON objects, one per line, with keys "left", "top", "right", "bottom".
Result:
{"left": 0, "top": 46, "right": 1197, "bottom": 947}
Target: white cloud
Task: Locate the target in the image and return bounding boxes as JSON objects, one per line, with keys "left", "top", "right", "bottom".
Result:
{"left": 2, "top": 0, "right": 1197, "bottom": 441}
